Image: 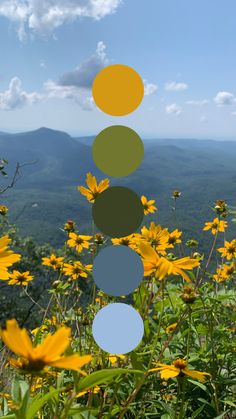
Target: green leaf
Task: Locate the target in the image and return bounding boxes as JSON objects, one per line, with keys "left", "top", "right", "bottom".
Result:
{"left": 11, "top": 380, "right": 20, "bottom": 403}
{"left": 76, "top": 369, "right": 143, "bottom": 392}
{"left": 130, "top": 352, "right": 144, "bottom": 371}
{"left": 68, "top": 406, "right": 98, "bottom": 419}
{"left": 26, "top": 388, "right": 62, "bottom": 419}
{"left": 192, "top": 405, "right": 206, "bottom": 418}
{"left": 214, "top": 413, "right": 229, "bottom": 419}
{"left": 220, "top": 400, "right": 236, "bottom": 408}
{"left": 187, "top": 379, "right": 208, "bottom": 392}
{"left": 73, "top": 414, "right": 97, "bottom": 419}
{"left": 158, "top": 401, "right": 175, "bottom": 417}
{"left": 144, "top": 319, "right": 151, "bottom": 339}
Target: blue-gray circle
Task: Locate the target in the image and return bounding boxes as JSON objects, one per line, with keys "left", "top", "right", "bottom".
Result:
{"left": 92, "top": 245, "right": 144, "bottom": 296}
{"left": 92, "top": 303, "right": 144, "bottom": 354}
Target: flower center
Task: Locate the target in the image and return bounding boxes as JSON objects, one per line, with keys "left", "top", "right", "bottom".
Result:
{"left": 22, "top": 358, "right": 46, "bottom": 372}
{"left": 173, "top": 359, "right": 187, "bottom": 370}
{"left": 168, "top": 236, "right": 177, "bottom": 244}
{"left": 228, "top": 245, "right": 236, "bottom": 254}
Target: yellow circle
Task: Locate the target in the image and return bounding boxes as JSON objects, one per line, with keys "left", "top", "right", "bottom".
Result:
{"left": 92, "top": 64, "right": 144, "bottom": 116}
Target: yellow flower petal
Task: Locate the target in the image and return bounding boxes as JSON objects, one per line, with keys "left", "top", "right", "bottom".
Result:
{"left": 0, "top": 319, "right": 33, "bottom": 358}
{"left": 183, "top": 369, "right": 211, "bottom": 382}
{"left": 37, "top": 327, "right": 71, "bottom": 361}
{"left": 139, "top": 242, "right": 159, "bottom": 263}
{"left": 159, "top": 368, "right": 180, "bottom": 379}
{"left": 49, "top": 354, "right": 92, "bottom": 371}
{"left": 173, "top": 257, "right": 199, "bottom": 270}
{"left": 86, "top": 172, "right": 97, "bottom": 190}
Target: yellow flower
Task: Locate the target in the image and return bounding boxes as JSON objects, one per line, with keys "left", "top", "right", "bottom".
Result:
{"left": 94, "top": 233, "right": 104, "bottom": 245}
{"left": 139, "top": 242, "right": 199, "bottom": 281}
{"left": 46, "top": 316, "right": 58, "bottom": 326}
{"left": 0, "top": 205, "right": 8, "bottom": 215}
{"left": 203, "top": 218, "right": 228, "bottom": 235}
{"left": 141, "top": 196, "right": 157, "bottom": 215}
{"left": 0, "top": 319, "right": 92, "bottom": 373}
{"left": 172, "top": 191, "right": 181, "bottom": 199}
{"left": 64, "top": 220, "right": 76, "bottom": 233}
{"left": 214, "top": 200, "right": 228, "bottom": 217}
{"left": 162, "top": 394, "right": 176, "bottom": 401}
{"left": 218, "top": 239, "right": 236, "bottom": 260}
{"left": 31, "top": 325, "right": 48, "bottom": 335}
{"left": 167, "top": 229, "right": 182, "bottom": 247}
{"left": 213, "top": 263, "right": 235, "bottom": 282}
{"left": 165, "top": 323, "right": 178, "bottom": 334}
{"left": 181, "top": 286, "right": 198, "bottom": 304}
{"left": 108, "top": 354, "right": 126, "bottom": 365}
{"left": 149, "top": 358, "right": 210, "bottom": 382}
{"left": 30, "top": 377, "right": 45, "bottom": 394}
{"left": 8, "top": 270, "right": 33, "bottom": 286}
{"left": 0, "top": 392, "right": 16, "bottom": 409}
{"left": 42, "top": 254, "right": 64, "bottom": 270}
{"left": 67, "top": 232, "right": 92, "bottom": 253}
{"left": 95, "top": 297, "right": 107, "bottom": 307}
{"left": 112, "top": 234, "right": 138, "bottom": 250}
{"left": 63, "top": 262, "right": 92, "bottom": 280}
{"left": 78, "top": 172, "right": 109, "bottom": 203}
{"left": 0, "top": 236, "right": 21, "bottom": 280}
{"left": 32, "top": 316, "right": 64, "bottom": 335}
{"left": 76, "top": 386, "right": 100, "bottom": 398}
{"left": 139, "top": 222, "right": 169, "bottom": 254}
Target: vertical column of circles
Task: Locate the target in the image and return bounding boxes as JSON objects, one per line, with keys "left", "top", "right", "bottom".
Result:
{"left": 91, "top": 64, "right": 145, "bottom": 354}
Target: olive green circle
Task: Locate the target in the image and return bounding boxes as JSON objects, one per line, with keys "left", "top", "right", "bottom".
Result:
{"left": 92, "top": 186, "right": 144, "bottom": 238}
{"left": 92, "top": 126, "right": 144, "bottom": 177}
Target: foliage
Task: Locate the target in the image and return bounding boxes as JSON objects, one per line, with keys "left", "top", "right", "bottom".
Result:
{"left": 0, "top": 173, "right": 235, "bottom": 419}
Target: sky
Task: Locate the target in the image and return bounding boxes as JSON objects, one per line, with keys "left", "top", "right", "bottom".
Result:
{"left": 0, "top": 0, "right": 236, "bottom": 139}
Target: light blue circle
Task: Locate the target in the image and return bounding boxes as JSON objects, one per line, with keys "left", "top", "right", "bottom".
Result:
{"left": 92, "top": 303, "right": 144, "bottom": 354}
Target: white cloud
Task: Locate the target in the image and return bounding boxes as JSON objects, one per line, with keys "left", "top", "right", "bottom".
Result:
{"left": 0, "top": 41, "right": 157, "bottom": 112}
{"left": 44, "top": 80, "right": 94, "bottom": 110}
{"left": 186, "top": 99, "right": 209, "bottom": 106}
{"left": 0, "top": 0, "right": 122, "bottom": 41}
{"left": 0, "top": 77, "right": 42, "bottom": 110}
{"left": 214, "top": 91, "right": 235, "bottom": 106}
{"left": 53, "top": 42, "right": 157, "bottom": 107}
{"left": 166, "top": 103, "right": 182, "bottom": 115}
{"left": 144, "top": 80, "right": 158, "bottom": 96}
{"left": 45, "top": 40, "right": 107, "bottom": 110}
{"left": 165, "top": 81, "right": 188, "bottom": 92}
{"left": 58, "top": 41, "right": 108, "bottom": 88}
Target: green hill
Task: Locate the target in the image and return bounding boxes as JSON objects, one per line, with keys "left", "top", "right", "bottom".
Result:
{"left": 1, "top": 128, "right": 236, "bottom": 249}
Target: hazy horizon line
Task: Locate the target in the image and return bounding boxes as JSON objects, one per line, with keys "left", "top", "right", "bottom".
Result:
{"left": 0, "top": 126, "right": 236, "bottom": 142}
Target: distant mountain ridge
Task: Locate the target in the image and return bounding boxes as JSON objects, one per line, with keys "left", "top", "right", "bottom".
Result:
{"left": 0, "top": 127, "right": 236, "bottom": 247}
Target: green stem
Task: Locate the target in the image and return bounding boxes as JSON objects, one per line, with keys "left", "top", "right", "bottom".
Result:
{"left": 196, "top": 230, "right": 219, "bottom": 288}
{"left": 186, "top": 307, "right": 192, "bottom": 361}
{"left": 118, "top": 281, "right": 166, "bottom": 419}
{"left": 177, "top": 377, "right": 187, "bottom": 419}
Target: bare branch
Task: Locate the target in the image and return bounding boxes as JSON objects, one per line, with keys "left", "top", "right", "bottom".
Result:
{"left": 0, "top": 160, "right": 38, "bottom": 195}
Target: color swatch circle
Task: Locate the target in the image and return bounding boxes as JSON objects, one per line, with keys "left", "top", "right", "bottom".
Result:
{"left": 92, "top": 64, "right": 144, "bottom": 116}
{"left": 92, "top": 245, "right": 144, "bottom": 296}
{"left": 92, "top": 303, "right": 144, "bottom": 354}
{"left": 92, "top": 186, "right": 144, "bottom": 238}
{"left": 92, "top": 125, "right": 144, "bottom": 177}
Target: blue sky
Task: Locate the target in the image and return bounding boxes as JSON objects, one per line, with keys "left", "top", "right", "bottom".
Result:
{"left": 0, "top": 0, "right": 236, "bottom": 139}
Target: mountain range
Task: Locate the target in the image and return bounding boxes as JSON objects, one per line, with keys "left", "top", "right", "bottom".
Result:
{"left": 0, "top": 127, "right": 236, "bottom": 249}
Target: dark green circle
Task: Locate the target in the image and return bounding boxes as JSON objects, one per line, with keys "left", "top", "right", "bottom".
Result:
{"left": 92, "top": 186, "right": 144, "bottom": 238}
{"left": 92, "top": 125, "right": 144, "bottom": 177}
